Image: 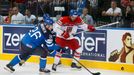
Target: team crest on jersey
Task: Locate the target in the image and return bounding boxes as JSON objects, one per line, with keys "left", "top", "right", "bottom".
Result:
{"left": 66, "top": 27, "right": 73, "bottom": 32}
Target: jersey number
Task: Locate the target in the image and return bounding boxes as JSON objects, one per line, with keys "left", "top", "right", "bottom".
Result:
{"left": 29, "top": 27, "right": 41, "bottom": 39}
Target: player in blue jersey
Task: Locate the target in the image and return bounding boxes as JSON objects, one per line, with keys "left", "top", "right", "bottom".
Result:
{"left": 4, "top": 17, "right": 54, "bottom": 73}
{"left": 18, "top": 30, "right": 62, "bottom": 66}
{"left": 17, "top": 14, "right": 62, "bottom": 66}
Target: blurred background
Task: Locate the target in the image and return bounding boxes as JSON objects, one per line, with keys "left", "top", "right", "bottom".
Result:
{"left": 0, "top": 0, "right": 133, "bottom": 28}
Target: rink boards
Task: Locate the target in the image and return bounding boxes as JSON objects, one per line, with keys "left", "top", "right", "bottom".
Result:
{"left": 0, "top": 25, "right": 134, "bottom": 72}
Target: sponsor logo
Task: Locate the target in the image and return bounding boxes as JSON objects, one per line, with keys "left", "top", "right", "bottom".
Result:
{"left": 4, "top": 33, "right": 25, "bottom": 47}
{"left": 75, "top": 30, "right": 107, "bottom": 61}
{"left": 3, "top": 26, "right": 32, "bottom": 53}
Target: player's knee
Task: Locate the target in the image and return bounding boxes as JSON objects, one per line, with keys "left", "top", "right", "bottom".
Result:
{"left": 75, "top": 47, "right": 82, "bottom": 54}
{"left": 19, "top": 55, "right": 25, "bottom": 60}
{"left": 41, "top": 55, "right": 47, "bottom": 58}
{"left": 41, "top": 50, "right": 48, "bottom": 58}
{"left": 55, "top": 51, "right": 62, "bottom": 56}
{"left": 19, "top": 51, "right": 31, "bottom": 60}
{"left": 41, "top": 52, "right": 47, "bottom": 58}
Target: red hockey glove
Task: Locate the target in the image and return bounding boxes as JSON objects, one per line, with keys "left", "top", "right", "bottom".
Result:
{"left": 88, "top": 25, "right": 95, "bottom": 32}
{"left": 62, "top": 31, "right": 70, "bottom": 38}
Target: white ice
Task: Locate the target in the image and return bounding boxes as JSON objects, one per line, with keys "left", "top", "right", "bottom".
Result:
{"left": 0, "top": 60, "right": 134, "bottom": 75}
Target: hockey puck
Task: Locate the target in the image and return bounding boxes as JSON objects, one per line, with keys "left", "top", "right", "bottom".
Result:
{"left": 121, "top": 67, "right": 124, "bottom": 71}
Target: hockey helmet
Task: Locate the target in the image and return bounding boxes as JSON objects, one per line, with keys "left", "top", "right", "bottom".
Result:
{"left": 44, "top": 18, "right": 54, "bottom": 26}
{"left": 69, "top": 9, "right": 78, "bottom": 17}
{"left": 43, "top": 13, "right": 50, "bottom": 20}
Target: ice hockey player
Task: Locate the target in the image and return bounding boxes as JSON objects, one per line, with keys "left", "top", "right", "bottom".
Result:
{"left": 52, "top": 9, "right": 96, "bottom": 71}
{"left": 4, "top": 17, "right": 54, "bottom": 73}
{"left": 18, "top": 14, "right": 62, "bottom": 66}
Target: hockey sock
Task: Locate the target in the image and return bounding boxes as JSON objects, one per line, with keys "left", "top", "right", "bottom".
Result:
{"left": 39, "top": 57, "right": 47, "bottom": 69}
{"left": 54, "top": 51, "right": 62, "bottom": 64}
{"left": 72, "top": 51, "right": 80, "bottom": 64}
{"left": 9, "top": 55, "right": 21, "bottom": 66}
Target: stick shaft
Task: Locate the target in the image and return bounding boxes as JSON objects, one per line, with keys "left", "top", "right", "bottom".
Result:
{"left": 95, "top": 21, "right": 119, "bottom": 28}
{"left": 73, "top": 57, "right": 93, "bottom": 74}
{"left": 74, "top": 21, "right": 119, "bottom": 35}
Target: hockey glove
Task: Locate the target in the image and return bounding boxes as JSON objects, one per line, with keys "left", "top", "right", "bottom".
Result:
{"left": 62, "top": 31, "right": 70, "bottom": 38}
{"left": 88, "top": 25, "right": 95, "bottom": 32}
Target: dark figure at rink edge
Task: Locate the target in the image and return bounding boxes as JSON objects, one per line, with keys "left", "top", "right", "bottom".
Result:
{"left": 52, "top": 9, "right": 96, "bottom": 71}
{"left": 4, "top": 17, "right": 54, "bottom": 73}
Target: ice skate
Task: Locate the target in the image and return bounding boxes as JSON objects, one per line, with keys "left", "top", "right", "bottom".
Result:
{"left": 39, "top": 68, "right": 51, "bottom": 73}
{"left": 71, "top": 62, "right": 81, "bottom": 69}
{"left": 4, "top": 64, "right": 15, "bottom": 73}
{"left": 52, "top": 64, "right": 58, "bottom": 71}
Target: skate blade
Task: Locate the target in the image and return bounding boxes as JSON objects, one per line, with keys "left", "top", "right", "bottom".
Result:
{"left": 4, "top": 66, "right": 14, "bottom": 73}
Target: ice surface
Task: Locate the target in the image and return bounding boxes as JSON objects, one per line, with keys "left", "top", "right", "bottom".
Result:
{"left": 0, "top": 60, "right": 134, "bottom": 75}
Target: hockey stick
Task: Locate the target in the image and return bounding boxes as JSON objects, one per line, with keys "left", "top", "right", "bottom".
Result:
{"left": 74, "top": 21, "right": 120, "bottom": 35}
{"left": 57, "top": 21, "right": 120, "bottom": 35}
{"left": 73, "top": 57, "right": 101, "bottom": 75}
{"left": 95, "top": 21, "right": 120, "bottom": 29}
{"left": 60, "top": 21, "right": 119, "bottom": 28}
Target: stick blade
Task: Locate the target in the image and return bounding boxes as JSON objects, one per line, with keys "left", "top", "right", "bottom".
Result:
{"left": 92, "top": 72, "right": 101, "bottom": 75}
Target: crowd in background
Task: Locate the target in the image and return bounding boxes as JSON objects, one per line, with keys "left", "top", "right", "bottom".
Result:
{"left": 0, "top": 0, "right": 134, "bottom": 28}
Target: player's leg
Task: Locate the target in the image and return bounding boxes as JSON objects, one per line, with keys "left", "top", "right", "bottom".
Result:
{"left": 19, "top": 55, "right": 31, "bottom": 66}
{"left": 4, "top": 55, "right": 21, "bottom": 73}
{"left": 52, "top": 48, "right": 63, "bottom": 71}
{"left": 19, "top": 42, "right": 59, "bottom": 66}
{"left": 19, "top": 43, "right": 60, "bottom": 66}
{"left": 49, "top": 43, "right": 62, "bottom": 65}
{"left": 4, "top": 43, "right": 34, "bottom": 73}
{"left": 52, "top": 37, "right": 66, "bottom": 71}
{"left": 47, "top": 43, "right": 60, "bottom": 57}
{"left": 68, "top": 39, "right": 82, "bottom": 69}
{"left": 39, "top": 48, "right": 50, "bottom": 73}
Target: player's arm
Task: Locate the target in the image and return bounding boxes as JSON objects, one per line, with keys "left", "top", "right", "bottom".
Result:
{"left": 78, "top": 18, "right": 95, "bottom": 32}
{"left": 53, "top": 20, "right": 64, "bottom": 35}
{"left": 53, "top": 19, "right": 70, "bottom": 38}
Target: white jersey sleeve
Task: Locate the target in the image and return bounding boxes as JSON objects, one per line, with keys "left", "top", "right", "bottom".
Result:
{"left": 79, "top": 23, "right": 89, "bottom": 31}
{"left": 53, "top": 22, "right": 64, "bottom": 36}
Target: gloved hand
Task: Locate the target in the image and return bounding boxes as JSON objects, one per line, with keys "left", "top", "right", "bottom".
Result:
{"left": 88, "top": 25, "right": 96, "bottom": 32}
{"left": 62, "top": 31, "right": 70, "bottom": 38}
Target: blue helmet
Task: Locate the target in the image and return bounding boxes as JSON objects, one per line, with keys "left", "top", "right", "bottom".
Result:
{"left": 69, "top": 9, "right": 78, "bottom": 16}
{"left": 44, "top": 18, "right": 54, "bottom": 26}
{"left": 43, "top": 13, "right": 50, "bottom": 20}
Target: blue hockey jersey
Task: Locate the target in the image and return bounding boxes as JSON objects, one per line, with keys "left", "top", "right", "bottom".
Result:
{"left": 21, "top": 24, "right": 51, "bottom": 49}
